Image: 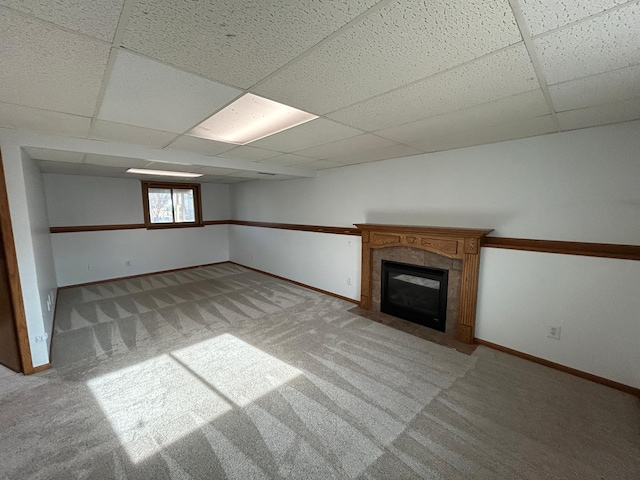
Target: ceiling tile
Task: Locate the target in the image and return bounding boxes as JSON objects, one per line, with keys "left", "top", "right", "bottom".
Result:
{"left": 219, "top": 146, "right": 282, "bottom": 162}
{"left": 249, "top": 118, "right": 362, "bottom": 153}
{"left": 98, "top": 50, "right": 242, "bottom": 133}
{"left": 534, "top": 3, "right": 640, "bottom": 85}
{"left": 91, "top": 120, "right": 178, "bottom": 148}
{"left": 549, "top": 65, "right": 640, "bottom": 112}
{"left": 23, "top": 147, "right": 85, "bottom": 163}
{"left": 328, "top": 44, "right": 540, "bottom": 131}
{"left": 295, "top": 134, "right": 396, "bottom": 160}
{"left": 407, "top": 115, "right": 557, "bottom": 153}
{"left": 296, "top": 160, "right": 343, "bottom": 171}
{"left": 376, "top": 89, "right": 550, "bottom": 144}
{"left": 144, "top": 162, "right": 203, "bottom": 173}
{"left": 164, "top": 135, "right": 235, "bottom": 156}
{"left": 254, "top": 0, "right": 521, "bottom": 114}
{"left": 208, "top": 176, "right": 251, "bottom": 184}
{"left": 122, "top": 0, "right": 379, "bottom": 88}
{"left": 84, "top": 154, "right": 151, "bottom": 169}
{"left": 0, "top": 102, "right": 91, "bottom": 137}
{"left": 258, "top": 154, "right": 316, "bottom": 167}
{"left": 519, "top": 0, "right": 630, "bottom": 36}
{"left": 557, "top": 97, "right": 640, "bottom": 131}
{"left": 0, "top": 10, "right": 110, "bottom": 116}
{"left": 229, "top": 171, "right": 294, "bottom": 181}
{"left": 331, "top": 144, "right": 423, "bottom": 166}
{"left": 196, "top": 166, "right": 240, "bottom": 176}
{"left": 0, "top": 0, "right": 125, "bottom": 42}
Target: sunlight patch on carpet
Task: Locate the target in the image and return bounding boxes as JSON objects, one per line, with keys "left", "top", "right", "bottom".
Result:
{"left": 87, "top": 334, "right": 301, "bottom": 463}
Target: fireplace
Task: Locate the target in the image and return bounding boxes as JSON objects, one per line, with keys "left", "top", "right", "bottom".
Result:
{"left": 381, "top": 260, "right": 448, "bottom": 332}
{"left": 355, "top": 224, "right": 493, "bottom": 344}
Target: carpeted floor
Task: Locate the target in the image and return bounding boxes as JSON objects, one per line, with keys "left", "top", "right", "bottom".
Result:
{"left": 1, "top": 263, "right": 638, "bottom": 479}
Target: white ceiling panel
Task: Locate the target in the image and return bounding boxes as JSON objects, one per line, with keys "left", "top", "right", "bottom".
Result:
{"left": 229, "top": 171, "right": 295, "bottom": 181}
{"left": 144, "top": 162, "right": 202, "bottom": 173}
{"left": 207, "top": 176, "right": 250, "bottom": 184}
{"left": 98, "top": 50, "right": 242, "bottom": 133}
{"left": 0, "top": 0, "right": 125, "bottom": 42}
{"left": 23, "top": 147, "right": 85, "bottom": 163}
{"left": 407, "top": 115, "right": 557, "bottom": 153}
{"left": 249, "top": 118, "right": 362, "bottom": 153}
{"left": 328, "top": 44, "right": 540, "bottom": 132}
{"left": 534, "top": 2, "right": 640, "bottom": 85}
{"left": 91, "top": 120, "right": 177, "bottom": 148}
{"left": 557, "top": 97, "right": 640, "bottom": 131}
{"left": 5, "top": 1, "right": 639, "bottom": 176}
{"left": 0, "top": 102, "right": 91, "bottom": 138}
{"left": 295, "top": 134, "right": 396, "bottom": 160}
{"left": 196, "top": 166, "right": 240, "bottom": 176}
{"left": 254, "top": 0, "right": 522, "bottom": 114}
{"left": 164, "top": 135, "right": 235, "bottom": 156}
{"left": 257, "top": 154, "right": 316, "bottom": 167}
{"left": 122, "top": 0, "right": 380, "bottom": 89}
{"left": 0, "top": 9, "right": 111, "bottom": 116}
{"left": 331, "top": 144, "right": 423, "bottom": 166}
{"left": 219, "top": 146, "right": 282, "bottom": 162}
{"left": 293, "top": 160, "right": 343, "bottom": 171}
{"left": 518, "top": 0, "right": 631, "bottom": 36}
{"left": 376, "top": 89, "right": 551, "bottom": 144}
{"left": 84, "top": 154, "right": 151, "bottom": 169}
{"left": 549, "top": 65, "right": 640, "bottom": 112}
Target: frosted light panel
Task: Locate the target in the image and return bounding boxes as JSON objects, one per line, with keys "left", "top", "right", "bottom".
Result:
{"left": 126, "top": 168, "right": 203, "bottom": 178}
{"left": 189, "top": 93, "right": 318, "bottom": 145}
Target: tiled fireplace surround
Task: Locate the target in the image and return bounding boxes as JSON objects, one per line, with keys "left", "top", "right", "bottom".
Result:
{"left": 355, "top": 224, "right": 493, "bottom": 345}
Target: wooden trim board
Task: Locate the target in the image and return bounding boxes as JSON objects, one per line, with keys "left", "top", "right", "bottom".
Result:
{"left": 229, "top": 220, "right": 360, "bottom": 236}
{"left": 484, "top": 236, "right": 640, "bottom": 261}
{"left": 50, "top": 223, "right": 146, "bottom": 233}
{"left": 50, "top": 221, "right": 640, "bottom": 261}
{"left": 475, "top": 338, "right": 640, "bottom": 398}
{"left": 0, "top": 150, "right": 34, "bottom": 374}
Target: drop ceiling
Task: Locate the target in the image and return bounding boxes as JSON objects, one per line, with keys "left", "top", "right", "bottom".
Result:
{"left": 1, "top": 0, "right": 639, "bottom": 183}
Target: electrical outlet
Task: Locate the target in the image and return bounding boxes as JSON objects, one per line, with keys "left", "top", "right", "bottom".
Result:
{"left": 547, "top": 326, "right": 561, "bottom": 340}
{"left": 346, "top": 277, "right": 352, "bottom": 285}
{"left": 87, "top": 264, "right": 93, "bottom": 271}
{"left": 125, "top": 260, "right": 132, "bottom": 267}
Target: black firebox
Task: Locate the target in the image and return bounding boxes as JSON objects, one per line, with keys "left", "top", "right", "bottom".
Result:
{"left": 381, "top": 260, "right": 448, "bottom": 332}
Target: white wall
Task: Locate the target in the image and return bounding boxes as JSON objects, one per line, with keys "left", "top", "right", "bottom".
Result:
{"left": 44, "top": 174, "right": 231, "bottom": 286}
{"left": 230, "top": 226, "right": 361, "bottom": 299}
{"left": 229, "top": 121, "right": 640, "bottom": 388}
{"left": 21, "top": 151, "right": 58, "bottom": 355}
{"left": 232, "top": 122, "right": 640, "bottom": 243}
{"left": 0, "top": 140, "right": 52, "bottom": 367}
{"left": 477, "top": 249, "right": 640, "bottom": 388}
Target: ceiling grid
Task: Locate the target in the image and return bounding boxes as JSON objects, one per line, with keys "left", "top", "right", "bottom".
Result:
{"left": 0, "top": 0, "right": 637, "bottom": 182}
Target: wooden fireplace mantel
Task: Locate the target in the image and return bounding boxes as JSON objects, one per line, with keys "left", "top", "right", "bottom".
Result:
{"left": 355, "top": 224, "right": 494, "bottom": 344}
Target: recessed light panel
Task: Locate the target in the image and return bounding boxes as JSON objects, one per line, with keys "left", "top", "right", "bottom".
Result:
{"left": 188, "top": 93, "right": 318, "bottom": 145}
{"left": 126, "top": 168, "right": 203, "bottom": 178}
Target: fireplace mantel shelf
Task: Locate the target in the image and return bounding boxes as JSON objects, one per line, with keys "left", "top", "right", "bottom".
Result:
{"left": 355, "top": 223, "right": 494, "bottom": 344}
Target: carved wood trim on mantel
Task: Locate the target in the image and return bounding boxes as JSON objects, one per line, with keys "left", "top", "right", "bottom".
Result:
{"left": 355, "top": 224, "right": 494, "bottom": 344}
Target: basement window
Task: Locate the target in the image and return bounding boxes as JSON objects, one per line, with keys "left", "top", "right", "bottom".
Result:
{"left": 141, "top": 181, "right": 203, "bottom": 228}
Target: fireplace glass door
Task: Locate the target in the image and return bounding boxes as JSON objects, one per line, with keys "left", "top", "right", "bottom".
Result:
{"left": 381, "top": 260, "right": 448, "bottom": 332}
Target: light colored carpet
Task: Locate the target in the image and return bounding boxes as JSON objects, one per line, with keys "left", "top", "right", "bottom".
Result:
{"left": 1, "top": 263, "right": 638, "bottom": 479}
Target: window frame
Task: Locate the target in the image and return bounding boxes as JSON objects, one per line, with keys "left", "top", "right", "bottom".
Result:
{"left": 141, "top": 181, "right": 203, "bottom": 229}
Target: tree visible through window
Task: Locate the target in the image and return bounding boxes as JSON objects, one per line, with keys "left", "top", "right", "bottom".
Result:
{"left": 142, "top": 181, "right": 202, "bottom": 228}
